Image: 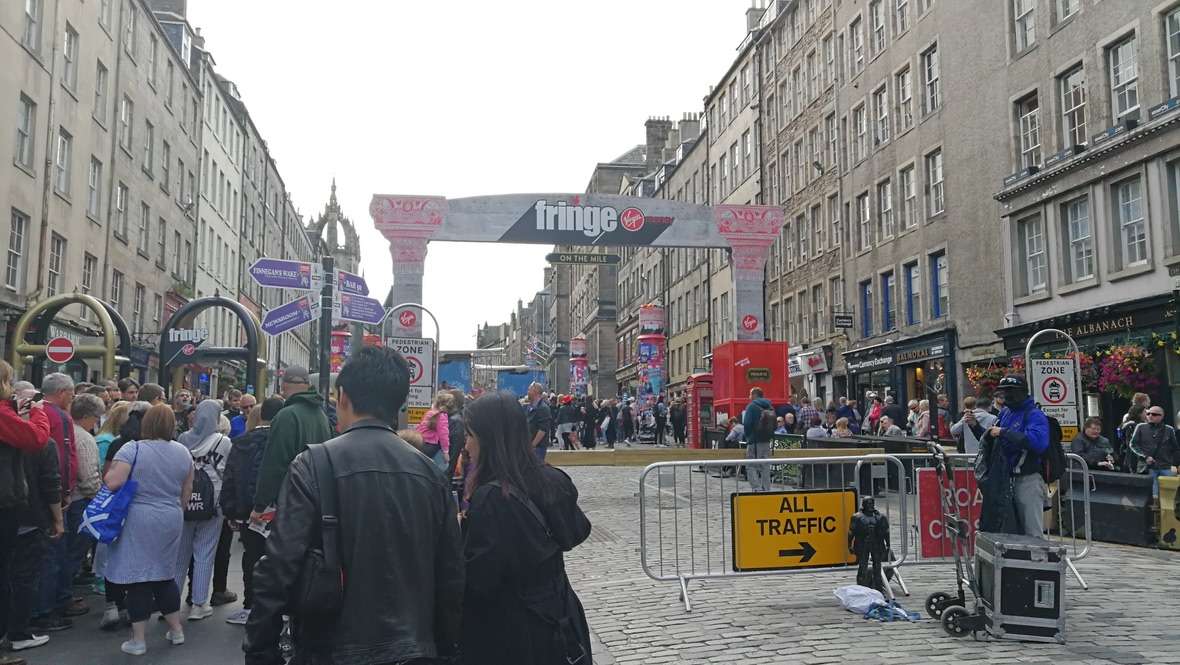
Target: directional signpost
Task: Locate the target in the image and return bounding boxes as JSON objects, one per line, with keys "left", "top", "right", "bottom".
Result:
{"left": 730, "top": 488, "right": 857, "bottom": 572}
{"left": 338, "top": 293, "right": 386, "bottom": 325}
{"left": 250, "top": 255, "right": 379, "bottom": 399}
{"left": 261, "top": 295, "right": 317, "bottom": 336}
{"left": 249, "top": 258, "right": 322, "bottom": 291}
{"left": 336, "top": 270, "right": 369, "bottom": 296}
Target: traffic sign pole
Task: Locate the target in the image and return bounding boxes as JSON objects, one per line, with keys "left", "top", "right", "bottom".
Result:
{"left": 319, "top": 255, "right": 334, "bottom": 399}
{"left": 1024, "top": 328, "right": 1083, "bottom": 440}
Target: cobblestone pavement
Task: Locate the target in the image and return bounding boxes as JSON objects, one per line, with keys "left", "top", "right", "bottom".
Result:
{"left": 564, "top": 465, "right": 1180, "bottom": 665}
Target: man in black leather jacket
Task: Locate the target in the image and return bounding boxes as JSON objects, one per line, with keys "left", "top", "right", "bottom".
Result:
{"left": 244, "top": 347, "right": 464, "bottom": 665}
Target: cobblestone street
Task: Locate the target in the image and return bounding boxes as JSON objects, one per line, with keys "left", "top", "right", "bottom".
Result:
{"left": 564, "top": 465, "right": 1180, "bottom": 665}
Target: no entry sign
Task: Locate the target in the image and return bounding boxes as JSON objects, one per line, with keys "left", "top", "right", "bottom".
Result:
{"left": 45, "top": 337, "right": 75, "bottom": 364}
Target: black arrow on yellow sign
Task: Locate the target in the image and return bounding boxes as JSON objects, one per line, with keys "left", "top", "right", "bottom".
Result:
{"left": 778, "top": 541, "right": 817, "bottom": 563}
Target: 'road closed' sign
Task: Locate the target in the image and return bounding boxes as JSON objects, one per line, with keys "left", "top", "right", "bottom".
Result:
{"left": 730, "top": 488, "right": 857, "bottom": 572}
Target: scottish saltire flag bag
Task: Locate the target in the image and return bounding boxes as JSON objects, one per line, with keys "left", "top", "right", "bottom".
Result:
{"left": 80, "top": 442, "right": 139, "bottom": 543}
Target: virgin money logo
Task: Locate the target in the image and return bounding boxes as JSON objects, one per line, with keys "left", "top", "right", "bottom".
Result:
{"left": 620, "top": 207, "right": 645, "bottom": 232}
{"left": 741, "top": 315, "right": 759, "bottom": 332}
{"left": 398, "top": 310, "right": 417, "bottom": 328}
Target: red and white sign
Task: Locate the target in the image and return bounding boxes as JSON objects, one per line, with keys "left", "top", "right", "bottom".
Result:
{"left": 917, "top": 468, "right": 981, "bottom": 558}
{"left": 45, "top": 337, "right": 75, "bottom": 364}
{"left": 398, "top": 309, "right": 417, "bottom": 329}
{"left": 1040, "top": 375, "right": 1068, "bottom": 405}
{"left": 741, "top": 315, "right": 759, "bottom": 332}
{"left": 619, "top": 207, "right": 645, "bottom": 232}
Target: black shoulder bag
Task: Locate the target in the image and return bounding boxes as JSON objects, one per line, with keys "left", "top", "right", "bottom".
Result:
{"left": 292, "top": 444, "right": 343, "bottom": 618}
{"left": 487, "top": 480, "right": 588, "bottom": 665}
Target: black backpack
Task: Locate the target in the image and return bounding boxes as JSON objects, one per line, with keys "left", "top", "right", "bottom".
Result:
{"left": 185, "top": 464, "right": 216, "bottom": 521}
{"left": 757, "top": 408, "right": 777, "bottom": 439}
{"left": 1042, "top": 414, "right": 1066, "bottom": 483}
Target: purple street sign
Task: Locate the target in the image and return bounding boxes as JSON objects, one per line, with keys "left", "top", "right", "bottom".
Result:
{"left": 338, "top": 293, "right": 386, "bottom": 325}
{"left": 249, "top": 258, "right": 318, "bottom": 290}
{"left": 337, "top": 270, "right": 369, "bottom": 296}
{"left": 261, "top": 295, "right": 317, "bottom": 336}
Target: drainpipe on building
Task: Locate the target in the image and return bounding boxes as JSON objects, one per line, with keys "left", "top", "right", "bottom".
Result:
{"left": 35, "top": 0, "right": 65, "bottom": 300}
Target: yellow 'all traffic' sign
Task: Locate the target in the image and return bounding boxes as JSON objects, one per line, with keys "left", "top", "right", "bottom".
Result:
{"left": 730, "top": 488, "right": 858, "bottom": 572}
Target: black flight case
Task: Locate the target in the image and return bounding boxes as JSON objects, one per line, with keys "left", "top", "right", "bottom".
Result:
{"left": 974, "top": 532, "right": 1066, "bottom": 643}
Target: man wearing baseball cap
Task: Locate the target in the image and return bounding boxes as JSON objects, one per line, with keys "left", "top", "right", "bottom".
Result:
{"left": 988, "top": 374, "right": 1050, "bottom": 538}
{"left": 250, "top": 367, "right": 332, "bottom": 525}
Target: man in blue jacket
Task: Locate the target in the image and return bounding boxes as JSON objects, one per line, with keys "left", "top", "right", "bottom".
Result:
{"left": 989, "top": 375, "right": 1049, "bottom": 538}
{"left": 742, "top": 388, "right": 774, "bottom": 491}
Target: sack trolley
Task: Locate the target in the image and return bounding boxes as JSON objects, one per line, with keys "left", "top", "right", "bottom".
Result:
{"left": 923, "top": 442, "right": 988, "bottom": 637}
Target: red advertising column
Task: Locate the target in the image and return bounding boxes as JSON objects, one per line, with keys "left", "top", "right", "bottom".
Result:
{"left": 569, "top": 335, "right": 588, "bottom": 396}
{"left": 637, "top": 304, "right": 666, "bottom": 409}
{"left": 713, "top": 205, "right": 782, "bottom": 341}
{"left": 330, "top": 329, "right": 351, "bottom": 373}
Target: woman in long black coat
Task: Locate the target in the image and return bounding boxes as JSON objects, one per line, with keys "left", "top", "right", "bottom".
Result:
{"left": 461, "top": 392, "right": 593, "bottom": 665}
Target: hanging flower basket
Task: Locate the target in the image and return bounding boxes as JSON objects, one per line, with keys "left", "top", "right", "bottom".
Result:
{"left": 1096, "top": 344, "right": 1160, "bottom": 400}
{"left": 966, "top": 363, "right": 1007, "bottom": 397}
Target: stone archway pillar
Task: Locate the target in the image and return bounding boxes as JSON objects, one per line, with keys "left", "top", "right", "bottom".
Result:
{"left": 714, "top": 205, "right": 782, "bottom": 341}
{"left": 371, "top": 195, "right": 448, "bottom": 338}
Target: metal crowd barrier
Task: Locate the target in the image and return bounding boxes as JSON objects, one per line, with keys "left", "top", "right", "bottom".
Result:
{"left": 638, "top": 453, "right": 908, "bottom": 611}
{"left": 871, "top": 452, "right": 1092, "bottom": 588}
{"left": 638, "top": 448, "right": 1094, "bottom": 610}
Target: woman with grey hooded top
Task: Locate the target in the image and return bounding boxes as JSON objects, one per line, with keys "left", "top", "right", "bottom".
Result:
{"left": 173, "top": 399, "right": 232, "bottom": 621}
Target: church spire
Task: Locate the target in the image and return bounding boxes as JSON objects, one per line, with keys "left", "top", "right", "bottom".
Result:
{"left": 329, "top": 177, "right": 338, "bottom": 209}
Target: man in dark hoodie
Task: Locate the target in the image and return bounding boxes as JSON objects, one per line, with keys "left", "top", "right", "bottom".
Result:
{"left": 220, "top": 396, "right": 284, "bottom": 626}
{"left": 741, "top": 388, "right": 775, "bottom": 491}
{"left": 988, "top": 375, "right": 1049, "bottom": 538}
{"left": 250, "top": 367, "right": 332, "bottom": 527}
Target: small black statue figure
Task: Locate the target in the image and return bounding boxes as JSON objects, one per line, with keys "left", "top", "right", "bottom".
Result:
{"left": 848, "top": 496, "right": 891, "bottom": 592}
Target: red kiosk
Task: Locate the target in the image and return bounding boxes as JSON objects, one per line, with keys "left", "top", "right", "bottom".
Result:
{"left": 687, "top": 341, "right": 790, "bottom": 448}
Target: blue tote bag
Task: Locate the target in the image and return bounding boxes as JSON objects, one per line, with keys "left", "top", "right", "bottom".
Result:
{"left": 80, "top": 442, "right": 139, "bottom": 544}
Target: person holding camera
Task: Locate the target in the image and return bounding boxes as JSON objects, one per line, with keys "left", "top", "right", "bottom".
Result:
{"left": 951, "top": 396, "right": 997, "bottom": 455}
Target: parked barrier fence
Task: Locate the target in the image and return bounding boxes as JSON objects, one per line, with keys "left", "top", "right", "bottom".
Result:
{"left": 638, "top": 447, "right": 1093, "bottom": 610}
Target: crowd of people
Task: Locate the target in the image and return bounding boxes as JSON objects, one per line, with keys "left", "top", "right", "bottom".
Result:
{"left": 0, "top": 347, "right": 594, "bottom": 665}
{"left": 519, "top": 390, "right": 691, "bottom": 457}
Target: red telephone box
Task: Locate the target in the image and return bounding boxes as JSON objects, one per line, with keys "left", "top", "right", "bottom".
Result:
{"left": 710, "top": 341, "right": 791, "bottom": 424}
{"left": 686, "top": 373, "right": 714, "bottom": 449}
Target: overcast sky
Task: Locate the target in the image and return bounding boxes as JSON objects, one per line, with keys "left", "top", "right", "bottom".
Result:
{"left": 187, "top": 0, "right": 754, "bottom": 349}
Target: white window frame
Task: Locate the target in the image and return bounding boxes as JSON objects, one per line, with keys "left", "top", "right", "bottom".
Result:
{"left": 1017, "top": 93, "right": 1041, "bottom": 169}
{"left": 878, "top": 179, "right": 894, "bottom": 238}
{"left": 925, "top": 149, "right": 944, "bottom": 217}
{"left": 87, "top": 157, "right": 102, "bottom": 218}
{"left": 119, "top": 95, "right": 133, "bottom": 152}
{"left": 115, "top": 182, "right": 128, "bottom": 237}
{"left": 1114, "top": 177, "right": 1147, "bottom": 267}
{"left": 53, "top": 127, "right": 72, "bottom": 196}
{"left": 853, "top": 103, "right": 867, "bottom": 161}
{"left": 899, "top": 165, "right": 916, "bottom": 230}
{"left": 1063, "top": 196, "right": 1093, "bottom": 282}
{"left": 47, "top": 233, "right": 65, "bottom": 296}
{"left": 869, "top": 0, "right": 887, "bottom": 56}
{"left": 1059, "top": 66, "right": 1086, "bottom": 149}
{"left": 895, "top": 0, "right": 910, "bottom": 34}
{"left": 873, "top": 83, "right": 890, "bottom": 145}
{"left": 895, "top": 67, "right": 913, "bottom": 132}
{"left": 1019, "top": 216, "right": 1047, "bottom": 293}
{"left": 15, "top": 95, "right": 35, "bottom": 169}
{"left": 22, "top": 0, "right": 42, "bottom": 52}
{"left": 1168, "top": 9, "right": 1180, "bottom": 98}
{"left": 858, "top": 192, "right": 872, "bottom": 250}
{"left": 6, "top": 209, "right": 26, "bottom": 290}
{"left": 1013, "top": 0, "right": 1036, "bottom": 52}
{"left": 1108, "top": 35, "right": 1138, "bottom": 120}
{"left": 63, "top": 23, "right": 78, "bottom": 91}
{"left": 921, "top": 44, "right": 940, "bottom": 114}
{"left": 850, "top": 17, "right": 865, "bottom": 74}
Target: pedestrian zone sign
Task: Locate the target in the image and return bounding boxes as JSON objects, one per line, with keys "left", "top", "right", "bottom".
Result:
{"left": 1030, "top": 358, "right": 1080, "bottom": 440}
{"left": 386, "top": 336, "right": 435, "bottom": 410}
{"left": 730, "top": 488, "right": 857, "bottom": 572}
